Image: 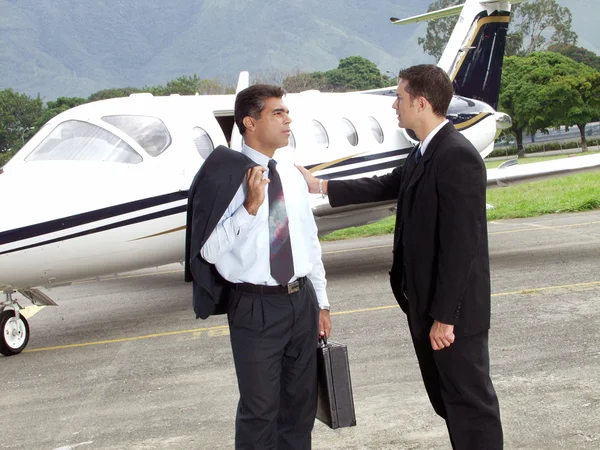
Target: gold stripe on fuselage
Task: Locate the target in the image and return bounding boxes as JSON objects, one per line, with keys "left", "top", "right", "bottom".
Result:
{"left": 307, "top": 152, "right": 365, "bottom": 173}
{"left": 454, "top": 112, "right": 493, "bottom": 131}
{"left": 131, "top": 225, "right": 186, "bottom": 241}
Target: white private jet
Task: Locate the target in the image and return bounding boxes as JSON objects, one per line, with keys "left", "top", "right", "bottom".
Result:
{"left": 1, "top": 0, "right": 599, "bottom": 355}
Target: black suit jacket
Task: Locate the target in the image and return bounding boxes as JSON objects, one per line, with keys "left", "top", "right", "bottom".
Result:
{"left": 184, "top": 145, "right": 258, "bottom": 319}
{"left": 328, "top": 123, "right": 490, "bottom": 339}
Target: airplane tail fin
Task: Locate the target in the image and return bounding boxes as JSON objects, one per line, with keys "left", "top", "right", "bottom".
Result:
{"left": 392, "top": 0, "right": 526, "bottom": 110}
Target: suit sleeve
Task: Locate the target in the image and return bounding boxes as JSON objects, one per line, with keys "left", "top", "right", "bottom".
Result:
{"left": 429, "top": 144, "right": 487, "bottom": 324}
{"left": 328, "top": 165, "right": 403, "bottom": 208}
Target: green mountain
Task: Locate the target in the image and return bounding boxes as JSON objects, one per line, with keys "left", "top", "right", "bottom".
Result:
{"left": 0, "top": 0, "right": 430, "bottom": 100}
{"left": 0, "top": 0, "right": 597, "bottom": 101}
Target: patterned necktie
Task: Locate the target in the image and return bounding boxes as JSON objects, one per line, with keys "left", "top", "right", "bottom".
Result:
{"left": 267, "top": 159, "right": 295, "bottom": 286}
{"left": 414, "top": 145, "right": 422, "bottom": 163}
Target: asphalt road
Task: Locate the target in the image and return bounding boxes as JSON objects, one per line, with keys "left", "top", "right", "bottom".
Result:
{"left": 1, "top": 211, "right": 600, "bottom": 450}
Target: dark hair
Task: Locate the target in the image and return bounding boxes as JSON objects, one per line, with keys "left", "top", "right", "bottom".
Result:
{"left": 234, "top": 84, "right": 287, "bottom": 135}
{"left": 397, "top": 65, "right": 454, "bottom": 117}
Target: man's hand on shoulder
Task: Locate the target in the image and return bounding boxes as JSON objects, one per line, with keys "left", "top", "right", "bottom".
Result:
{"left": 295, "top": 164, "right": 324, "bottom": 195}
{"left": 244, "top": 166, "right": 268, "bottom": 216}
{"left": 430, "top": 320, "right": 455, "bottom": 351}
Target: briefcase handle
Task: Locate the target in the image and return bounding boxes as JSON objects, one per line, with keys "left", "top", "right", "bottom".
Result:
{"left": 319, "top": 335, "right": 328, "bottom": 347}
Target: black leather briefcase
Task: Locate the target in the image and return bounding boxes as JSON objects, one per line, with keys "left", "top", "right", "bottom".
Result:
{"left": 316, "top": 337, "right": 356, "bottom": 429}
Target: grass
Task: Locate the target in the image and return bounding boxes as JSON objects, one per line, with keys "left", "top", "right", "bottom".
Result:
{"left": 321, "top": 154, "right": 600, "bottom": 241}
{"left": 486, "top": 171, "right": 600, "bottom": 221}
{"left": 321, "top": 216, "right": 396, "bottom": 241}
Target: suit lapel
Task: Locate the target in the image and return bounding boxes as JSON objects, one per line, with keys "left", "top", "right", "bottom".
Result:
{"left": 402, "top": 146, "right": 419, "bottom": 191}
{"left": 406, "top": 122, "right": 455, "bottom": 192}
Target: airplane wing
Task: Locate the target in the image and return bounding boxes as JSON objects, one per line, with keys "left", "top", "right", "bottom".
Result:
{"left": 390, "top": 0, "right": 529, "bottom": 24}
{"left": 487, "top": 153, "right": 600, "bottom": 188}
{"left": 390, "top": 4, "right": 464, "bottom": 25}
{"left": 312, "top": 152, "right": 600, "bottom": 234}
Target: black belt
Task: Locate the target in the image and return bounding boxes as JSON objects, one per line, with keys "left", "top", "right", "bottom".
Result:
{"left": 232, "top": 277, "right": 307, "bottom": 295}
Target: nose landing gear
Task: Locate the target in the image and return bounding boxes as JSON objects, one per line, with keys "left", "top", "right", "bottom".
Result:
{"left": 1, "top": 292, "right": 30, "bottom": 356}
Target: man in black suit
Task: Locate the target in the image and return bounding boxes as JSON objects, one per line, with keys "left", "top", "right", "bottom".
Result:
{"left": 200, "top": 85, "right": 331, "bottom": 450}
{"left": 298, "top": 65, "right": 503, "bottom": 449}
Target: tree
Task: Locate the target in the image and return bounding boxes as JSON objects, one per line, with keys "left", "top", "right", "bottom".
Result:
{"left": 88, "top": 87, "right": 145, "bottom": 102}
{"left": 417, "top": 0, "right": 461, "bottom": 61}
{"left": 558, "top": 71, "right": 600, "bottom": 152}
{"left": 152, "top": 75, "right": 234, "bottom": 96}
{"left": 511, "top": 0, "right": 577, "bottom": 55}
{"left": 331, "top": 56, "right": 385, "bottom": 91}
{"left": 283, "top": 72, "right": 327, "bottom": 92}
{"left": 419, "top": 0, "right": 578, "bottom": 59}
{"left": 548, "top": 44, "right": 600, "bottom": 72}
{"left": 37, "top": 97, "right": 88, "bottom": 127}
{"left": 499, "top": 52, "right": 600, "bottom": 157}
{"left": 283, "top": 56, "right": 385, "bottom": 93}
{"left": 0, "top": 89, "right": 44, "bottom": 153}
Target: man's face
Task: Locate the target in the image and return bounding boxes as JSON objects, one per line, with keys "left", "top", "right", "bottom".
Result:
{"left": 392, "top": 80, "right": 416, "bottom": 130}
{"left": 252, "top": 97, "right": 292, "bottom": 150}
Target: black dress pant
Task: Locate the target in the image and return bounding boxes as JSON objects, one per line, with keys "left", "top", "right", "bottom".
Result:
{"left": 411, "top": 329, "right": 503, "bottom": 450}
{"left": 228, "top": 280, "right": 320, "bottom": 450}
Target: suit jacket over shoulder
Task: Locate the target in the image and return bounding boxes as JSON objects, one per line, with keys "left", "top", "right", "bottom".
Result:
{"left": 184, "top": 145, "right": 258, "bottom": 319}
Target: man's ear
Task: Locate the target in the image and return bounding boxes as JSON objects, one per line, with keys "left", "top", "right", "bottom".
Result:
{"left": 243, "top": 116, "right": 255, "bottom": 132}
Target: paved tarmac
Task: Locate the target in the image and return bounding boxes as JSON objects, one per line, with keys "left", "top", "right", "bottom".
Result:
{"left": 1, "top": 211, "right": 600, "bottom": 450}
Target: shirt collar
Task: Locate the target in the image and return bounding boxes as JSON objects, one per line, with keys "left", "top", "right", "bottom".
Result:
{"left": 420, "top": 119, "right": 449, "bottom": 156}
{"left": 242, "top": 143, "right": 271, "bottom": 168}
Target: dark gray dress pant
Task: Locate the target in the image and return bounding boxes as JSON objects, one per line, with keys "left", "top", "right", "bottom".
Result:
{"left": 228, "top": 280, "right": 320, "bottom": 450}
{"left": 411, "top": 329, "right": 503, "bottom": 450}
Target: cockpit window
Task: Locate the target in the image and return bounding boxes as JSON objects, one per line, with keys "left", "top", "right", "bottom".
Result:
{"left": 25, "top": 120, "right": 142, "bottom": 164}
{"left": 102, "top": 115, "right": 172, "bottom": 157}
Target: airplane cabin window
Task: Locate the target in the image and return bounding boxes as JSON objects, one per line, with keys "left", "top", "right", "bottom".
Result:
{"left": 192, "top": 127, "right": 214, "bottom": 159}
{"left": 311, "top": 120, "right": 329, "bottom": 148}
{"left": 368, "top": 116, "right": 384, "bottom": 143}
{"left": 102, "top": 115, "right": 172, "bottom": 157}
{"left": 341, "top": 118, "right": 358, "bottom": 146}
{"left": 25, "top": 120, "right": 142, "bottom": 164}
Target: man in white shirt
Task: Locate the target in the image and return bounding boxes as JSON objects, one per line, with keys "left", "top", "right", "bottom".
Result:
{"left": 201, "top": 84, "right": 331, "bottom": 450}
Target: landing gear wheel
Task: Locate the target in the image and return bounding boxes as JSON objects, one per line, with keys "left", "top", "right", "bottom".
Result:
{"left": 0, "top": 310, "right": 30, "bottom": 356}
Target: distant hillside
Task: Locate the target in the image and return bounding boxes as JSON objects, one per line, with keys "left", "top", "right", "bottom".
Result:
{"left": 0, "top": 0, "right": 431, "bottom": 100}
{"left": 0, "top": 0, "right": 596, "bottom": 101}
{"left": 563, "top": 0, "right": 600, "bottom": 54}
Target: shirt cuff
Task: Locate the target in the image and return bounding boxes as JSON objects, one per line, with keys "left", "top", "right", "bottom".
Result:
{"left": 316, "top": 293, "right": 330, "bottom": 310}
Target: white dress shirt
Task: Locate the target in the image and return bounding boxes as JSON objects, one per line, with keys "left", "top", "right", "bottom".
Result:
{"left": 201, "top": 144, "right": 329, "bottom": 309}
{"left": 419, "top": 119, "right": 449, "bottom": 157}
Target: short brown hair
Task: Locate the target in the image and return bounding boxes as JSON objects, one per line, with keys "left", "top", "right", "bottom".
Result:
{"left": 234, "top": 84, "right": 287, "bottom": 136}
{"left": 398, "top": 65, "right": 453, "bottom": 117}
